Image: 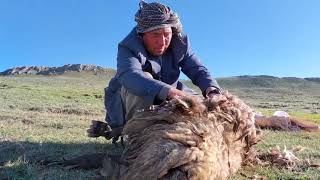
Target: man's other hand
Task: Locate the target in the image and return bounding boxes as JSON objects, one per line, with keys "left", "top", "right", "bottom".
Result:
{"left": 205, "top": 87, "right": 221, "bottom": 98}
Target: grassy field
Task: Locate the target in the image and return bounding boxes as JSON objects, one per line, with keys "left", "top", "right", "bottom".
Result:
{"left": 1, "top": 73, "right": 319, "bottom": 179}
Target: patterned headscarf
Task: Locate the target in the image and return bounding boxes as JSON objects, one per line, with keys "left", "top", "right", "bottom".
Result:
{"left": 135, "top": 1, "right": 183, "bottom": 34}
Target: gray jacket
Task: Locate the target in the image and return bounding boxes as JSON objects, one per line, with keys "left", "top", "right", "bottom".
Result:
{"left": 105, "top": 27, "right": 220, "bottom": 127}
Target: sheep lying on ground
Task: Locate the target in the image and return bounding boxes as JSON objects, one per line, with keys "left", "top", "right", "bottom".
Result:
{"left": 101, "top": 91, "right": 258, "bottom": 180}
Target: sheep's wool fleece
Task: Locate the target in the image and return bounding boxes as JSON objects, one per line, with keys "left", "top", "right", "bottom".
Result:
{"left": 101, "top": 91, "right": 258, "bottom": 180}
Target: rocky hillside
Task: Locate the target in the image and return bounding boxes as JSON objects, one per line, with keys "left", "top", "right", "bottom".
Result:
{"left": 0, "top": 64, "right": 115, "bottom": 76}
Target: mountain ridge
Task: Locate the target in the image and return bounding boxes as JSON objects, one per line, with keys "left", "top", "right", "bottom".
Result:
{"left": 1, "top": 64, "right": 319, "bottom": 85}
{"left": 0, "top": 64, "right": 115, "bottom": 76}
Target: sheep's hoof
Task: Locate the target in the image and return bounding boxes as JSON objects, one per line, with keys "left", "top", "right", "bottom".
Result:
{"left": 87, "top": 120, "right": 124, "bottom": 144}
{"left": 112, "top": 136, "right": 125, "bottom": 147}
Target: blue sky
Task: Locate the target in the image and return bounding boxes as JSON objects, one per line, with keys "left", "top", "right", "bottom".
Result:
{"left": 0, "top": 0, "right": 319, "bottom": 78}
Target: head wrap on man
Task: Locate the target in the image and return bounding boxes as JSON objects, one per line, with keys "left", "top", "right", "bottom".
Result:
{"left": 135, "top": 1, "right": 183, "bottom": 34}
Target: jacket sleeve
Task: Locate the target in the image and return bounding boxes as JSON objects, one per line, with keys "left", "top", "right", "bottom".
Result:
{"left": 179, "top": 37, "right": 220, "bottom": 94}
{"left": 116, "top": 44, "right": 171, "bottom": 98}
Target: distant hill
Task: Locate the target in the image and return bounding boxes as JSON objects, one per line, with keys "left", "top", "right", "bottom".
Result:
{"left": 217, "top": 75, "right": 320, "bottom": 89}
{"left": 181, "top": 75, "right": 320, "bottom": 91}
{"left": 0, "top": 64, "right": 116, "bottom": 77}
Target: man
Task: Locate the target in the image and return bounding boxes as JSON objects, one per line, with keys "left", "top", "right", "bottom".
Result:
{"left": 90, "top": 1, "right": 221, "bottom": 140}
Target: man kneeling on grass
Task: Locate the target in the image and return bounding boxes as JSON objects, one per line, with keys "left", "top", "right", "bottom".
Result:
{"left": 89, "top": 1, "right": 221, "bottom": 141}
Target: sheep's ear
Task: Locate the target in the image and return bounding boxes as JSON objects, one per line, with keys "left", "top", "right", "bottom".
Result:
{"left": 171, "top": 96, "right": 205, "bottom": 116}
{"left": 169, "top": 98, "right": 190, "bottom": 115}
{"left": 175, "top": 98, "right": 190, "bottom": 109}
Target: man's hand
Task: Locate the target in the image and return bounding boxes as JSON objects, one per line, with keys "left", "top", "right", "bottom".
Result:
{"left": 205, "top": 87, "right": 221, "bottom": 98}
{"left": 167, "top": 88, "right": 186, "bottom": 99}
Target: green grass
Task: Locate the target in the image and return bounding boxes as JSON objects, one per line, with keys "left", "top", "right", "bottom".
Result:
{"left": 0, "top": 74, "right": 110, "bottom": 179}
{"left": 1, "top": 74, "right": 320, "bottom": 179}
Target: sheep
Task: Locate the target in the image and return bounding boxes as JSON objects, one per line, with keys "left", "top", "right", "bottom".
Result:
{"left": 100, "top": 91, "right": 258, "bottom": 180}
